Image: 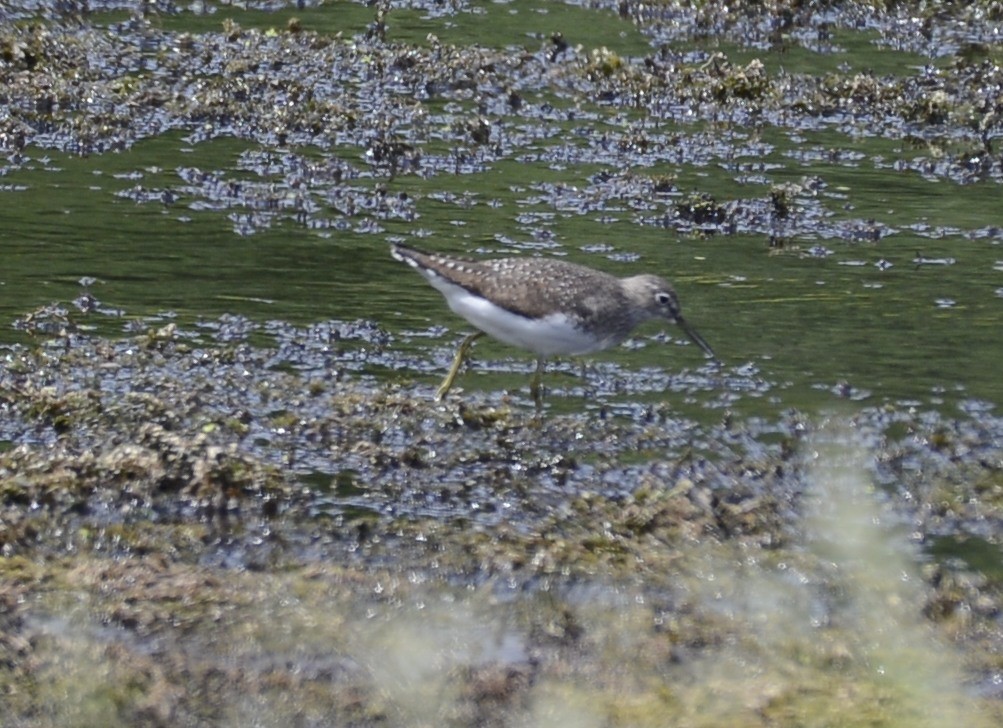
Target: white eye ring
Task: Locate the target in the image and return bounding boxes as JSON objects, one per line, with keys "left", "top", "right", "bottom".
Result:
{"left": 655, "top": 292, "right": 672, "bottom": 305}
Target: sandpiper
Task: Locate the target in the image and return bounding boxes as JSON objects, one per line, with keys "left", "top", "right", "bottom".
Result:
{"left": 391, "top": 243, "right": 717, "bottom": 403}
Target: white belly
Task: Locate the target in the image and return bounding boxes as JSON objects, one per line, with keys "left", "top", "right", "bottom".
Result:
{"left": 434, "top": 280, "right": 606, "bottom": 356}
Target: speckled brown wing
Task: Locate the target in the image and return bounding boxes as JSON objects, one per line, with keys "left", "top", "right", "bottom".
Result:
{"left": 478, "top": 257, "right": 621, "bottom": 318}
{"left": 415, "top": 251, "right": 626, "bottom": 321}
{"left": 392, "top": 244, "right": 635, "bottom": 329}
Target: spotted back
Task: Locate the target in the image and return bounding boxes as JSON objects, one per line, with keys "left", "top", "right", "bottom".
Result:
{"left": 392, "top": 243, "right": 625, "bottom": 322}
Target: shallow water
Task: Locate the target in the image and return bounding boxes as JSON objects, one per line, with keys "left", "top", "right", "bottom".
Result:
{"left": 2, "top": 0, "right": 1001, "bottom": 418}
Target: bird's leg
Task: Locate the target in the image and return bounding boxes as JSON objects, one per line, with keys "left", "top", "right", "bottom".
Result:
{"left": 530, "top": 357, "right": 547, "bottom": 408}
{"left": 435, "top": 331, "right": 484, "bottom": 400}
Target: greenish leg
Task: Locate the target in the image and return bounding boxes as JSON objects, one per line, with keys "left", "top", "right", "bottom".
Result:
{"left": 435, "top": 331, "right": 484, "bottom": 401}
{"left": 529, "top": 357, "right": 547, "bottom": 408}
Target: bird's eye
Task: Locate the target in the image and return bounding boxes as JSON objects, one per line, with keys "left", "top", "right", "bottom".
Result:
{"left": 655, "top": 292, "right": 672, "bottom": 306}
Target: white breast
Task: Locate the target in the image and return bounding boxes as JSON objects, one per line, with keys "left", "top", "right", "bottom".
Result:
{"left": 427, "top": 273, "right": 605, "bottom": 356}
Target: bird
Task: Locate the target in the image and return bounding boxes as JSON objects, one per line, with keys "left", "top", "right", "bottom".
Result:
{"left": 391, "top": 243, "right": 717, "bottom": 404}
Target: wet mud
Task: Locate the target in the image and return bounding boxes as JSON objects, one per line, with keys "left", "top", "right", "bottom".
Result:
{"left": 1, "top": 316, "right": 1002, "bottom": 725}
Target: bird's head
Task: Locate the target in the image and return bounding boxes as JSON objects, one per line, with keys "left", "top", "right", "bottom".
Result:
{"left": 626, "top": 274, "right": 719, "bottom": 362}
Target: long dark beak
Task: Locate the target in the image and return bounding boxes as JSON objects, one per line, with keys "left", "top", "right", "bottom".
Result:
{"left": 677, "top": 316, "right": 719, "bottom": 363}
